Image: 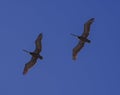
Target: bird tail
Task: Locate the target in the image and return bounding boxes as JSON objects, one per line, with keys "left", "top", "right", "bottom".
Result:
{"left": 70, "top": 33, "right": 79, "bottom": 37}
{"left": 87, "top": 39, "right": 91, "bottom": 43}
{"left": 22, "top": 49, "right": 29, "bottom": 53}
{"left": 39, "top": 55, "right": 43, "bottom": 60}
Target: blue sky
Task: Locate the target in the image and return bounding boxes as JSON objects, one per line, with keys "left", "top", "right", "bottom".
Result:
{"left": 0, "top": 0, "right": 120, "bottom": 95}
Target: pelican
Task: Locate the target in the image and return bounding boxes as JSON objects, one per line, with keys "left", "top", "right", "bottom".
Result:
{"left": 23, "top": 33, "right": 43, "bottom": 75}
{"left": 71, "top": 18, "right": 94, "bottom": 60}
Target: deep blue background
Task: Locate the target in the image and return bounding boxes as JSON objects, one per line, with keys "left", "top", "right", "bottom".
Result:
{"left": 0, "top": 0, "right": 120, "bottom": 95}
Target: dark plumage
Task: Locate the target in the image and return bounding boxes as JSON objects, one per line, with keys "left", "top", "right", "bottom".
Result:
{"left": 71, "top": 18, "right": 94, "bottom": 60}
{"left": 23, "top": 33, "right": 43, "bottom": 75}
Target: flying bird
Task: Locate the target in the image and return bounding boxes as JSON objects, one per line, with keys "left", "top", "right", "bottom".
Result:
{"left": 71, "top": 18, "right": 94, "bottom": 60}
{"left": 23, "top": 33, "right": 43, "bottom": 75}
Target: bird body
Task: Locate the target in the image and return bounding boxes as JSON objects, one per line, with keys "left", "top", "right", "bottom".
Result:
{"left": 78, "top": 36, "right": 91, "bottom": 43}
{"left": 71, "top": 33, "right": 91, "bottom": 43}
{"left": 23, "top": 33, "right": 43, "bottom": 75}
{"left": 71, "top": 18, "right": 94, "bottom": 60}
{"left": 24, "top": 51, "right": 43, "bottom": 59}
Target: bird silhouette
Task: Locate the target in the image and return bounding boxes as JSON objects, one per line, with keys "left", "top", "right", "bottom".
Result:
{"left": 23, "top": 33, "right": 43, "bottom": 75}
{"left": 71, "top": 18, "right": 94, "bottom": 60}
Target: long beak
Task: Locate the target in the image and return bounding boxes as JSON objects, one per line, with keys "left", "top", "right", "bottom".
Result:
{"left": 70, "top": 33, "right": 79, "bottom": 37}
{"left": 22, "top": 49, "right": 30, "bottom": 53}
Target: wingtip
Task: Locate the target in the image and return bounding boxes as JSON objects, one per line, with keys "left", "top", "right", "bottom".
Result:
{"left": 72, "top": 57, "right": 77, "bottom": 60}
{"left": 39, "top": 33, "right": 43, "bottom": 38}
{"left": 23, "top": 70, "right": 28, "bottom": 75}
{"left": 39, "top": 32, "right": 43, "bottom": 36}
{"left": 90, "top": 18, "right": 95, "bottom": 21}
{"left": 23, "top": 66, "right": 28, "bottom": 75}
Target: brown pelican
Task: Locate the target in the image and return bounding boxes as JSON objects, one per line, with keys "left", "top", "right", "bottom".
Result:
{"left": 71, "top": 18, "right": 94, "bottom": 60}
{"left": 23, "top": 33, "right": 43, "bottom": 75}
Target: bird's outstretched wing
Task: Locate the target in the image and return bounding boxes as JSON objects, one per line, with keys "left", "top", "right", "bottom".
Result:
{"left": 23, "top": 57, "right": 37, "bottom": 75}
{"left": 34, "top": 33, "right": 43, "bottom": 54}
{"left": 82, "top": 18, "right": 94, "bottom": 38}
{"left": 72, "top": 41, "right": 85, "bottom": 60}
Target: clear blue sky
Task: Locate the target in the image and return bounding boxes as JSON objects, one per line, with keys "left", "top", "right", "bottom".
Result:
{"left": 0, "top": 0, "right": 120, "bottom": 95}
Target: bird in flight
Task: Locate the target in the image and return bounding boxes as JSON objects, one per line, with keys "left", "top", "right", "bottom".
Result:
{"left": 71, "top": 18, "right": 94, "bottom": 60}
{"left": 23, "top": 33, "right": 43, "bottom": 75}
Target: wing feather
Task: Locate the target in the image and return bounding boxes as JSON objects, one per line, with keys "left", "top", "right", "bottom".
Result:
{"left": 72, "top": 41, "right": 85, "bottom": 60}
{"left": 82, "top": 18, "right": 94, "bottom": 38}
{"left": 23, "top": 57, "right": 37, "bottom": 75}
{"left": 34, "top": 33, "right": 43, "bottom": 54}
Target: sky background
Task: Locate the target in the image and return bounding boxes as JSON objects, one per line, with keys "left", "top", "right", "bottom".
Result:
{"left": 0, "top": 0, "right": 120, "bottom": 95}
